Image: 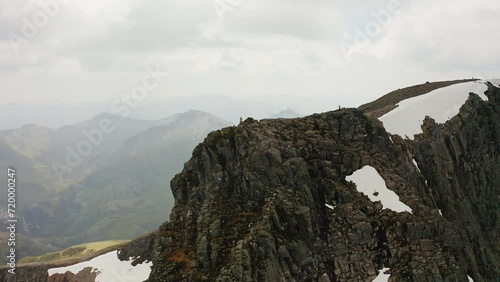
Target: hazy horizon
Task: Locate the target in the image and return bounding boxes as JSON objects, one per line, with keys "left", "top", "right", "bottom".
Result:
{"left": 0, "top": 92, "right": 359, "bottom": 130}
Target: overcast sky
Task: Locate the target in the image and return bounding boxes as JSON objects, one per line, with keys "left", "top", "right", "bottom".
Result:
{"left": 1, "top": 0, "right": 499, "bottom": 111}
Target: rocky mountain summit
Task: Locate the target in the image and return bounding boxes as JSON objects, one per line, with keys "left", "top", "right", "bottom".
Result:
{"left": 125, "top": 82, "right": 499, "bottom": 281}
{"left": 2, "top": 81, "right": 499, "bottom": 281}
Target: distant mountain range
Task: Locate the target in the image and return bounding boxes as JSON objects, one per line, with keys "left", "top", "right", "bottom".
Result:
{"left": 272, "top": 108, "right": 303, "bottom": 118}
{"left": 0, "top": 110, "right": 232, "bottom": 264}
{"left": 0, "top": 94, "right": 321, "bottom": 130}
{"left": 0, "top": 107, "right": 302, "bottom": 264}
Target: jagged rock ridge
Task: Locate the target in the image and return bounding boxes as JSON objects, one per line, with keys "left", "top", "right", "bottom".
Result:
{"left": 2, "top": 83, "right": 499, "bottom": 282}
{"left": 131, "top": 83, "right": 499, "bottom": 281}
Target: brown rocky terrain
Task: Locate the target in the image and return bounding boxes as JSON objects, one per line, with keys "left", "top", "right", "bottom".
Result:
{"left": 47, "top": 267, "right": 98, "bottom": 282}
{"left": 4, "top": 266, "right": 98, "bottom": 282}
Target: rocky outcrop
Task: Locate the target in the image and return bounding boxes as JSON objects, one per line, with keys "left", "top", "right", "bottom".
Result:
{"left": 47, "top": 267, "right": 98, "bottom": 282}
{"left": 409, "top": 84, "right": 500, "bottom": 280}
{"left": 0, "top": 265, "right": 49, "bottom": 282}
{"left": 117, "top": 231, "right": 156, "bottom": 266}
{"left": 0, "top": 262, "right": 100, "bottom": 282}
{"left": 133, "top": 84, "right": 499, "bottom": 281}
{"left": 2, "top": 83, "right": 499, "bottom": 282}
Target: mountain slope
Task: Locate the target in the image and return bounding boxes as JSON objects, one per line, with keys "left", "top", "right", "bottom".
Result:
{"left": 359, "top": 79, "right": 478, "bottom": 118}
{"left": 0, "top": 113, "right": 177, "bottom": 190}
{"left": 137, "top": 82, "right": 497, "bottom": 281}
{"left": 2, "top": 81, "right": 499, "bottom": 281}
{"left": 379, "top": 80, "right": 488, "bottom": 139}
{"left": 18, "top": 111, "right": 231, "bottom": 249}
{"left": 0, "top": 110, "right": 231, "bottom": 265}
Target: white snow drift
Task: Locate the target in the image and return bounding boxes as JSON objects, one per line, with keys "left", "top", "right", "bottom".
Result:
{"left": 47, "top": 250, "right": 152, "bottom": 282}
{"left": 380, "top": 81, "right": 488, "bottom": 140}
{"left": 412, "top": 159, "right": 421, "bottom": 172}
{"left": 371, "top": 268, "right": 473, "bottom": 281}
{"left": 372, "top": 268, "right": 391, "bottom": 282}
{"left": 346, "top": 166, "right": 413, "bottom": 213}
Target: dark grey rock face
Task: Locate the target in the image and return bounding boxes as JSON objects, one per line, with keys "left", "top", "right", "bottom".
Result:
{"left": 0, "top": 265, "right": 49, "bottom": 282}
{"left": 2, "top": 84, "right": 499, "bottom": 282}
{"left": 138, "top": 84, "right": 499, "bottom": 282}
{"left": 409, "top": 85, "right": 500, "bottom": 281}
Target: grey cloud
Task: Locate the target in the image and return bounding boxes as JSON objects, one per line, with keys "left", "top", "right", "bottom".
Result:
{"left": 66, "top": 0, "right": 214, "bottom": 54}
{"left": 223, "top": 2, "right": 344, "bottom": 43}
{"left": 0, "top": 0, "right": 499, "bottom": 112}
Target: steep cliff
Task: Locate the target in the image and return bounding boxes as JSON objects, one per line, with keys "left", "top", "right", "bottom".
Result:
{"left": 2, "top": 82, "right": 499, "bottom": 282}
{"left": 131, "top": 83, "right": 499, "bottom": 281}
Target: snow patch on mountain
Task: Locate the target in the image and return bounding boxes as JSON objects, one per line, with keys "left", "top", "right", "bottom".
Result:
{"left": 488, "top": 79, "right": 500, "bottom": 87}
{"left": 346, "top": 166, "right": 413, "bottom": 213}
{"left": 372, "top": 268, "right": 391, "bottom": 281}
{"left": 379, "top": 81, "right": 488, "bottom": 140}
{"left": 47, "top": 251, "right": 152, "bottom": 282}
{"left": 412, "top": 159, "right": 421, "bottom": 172}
